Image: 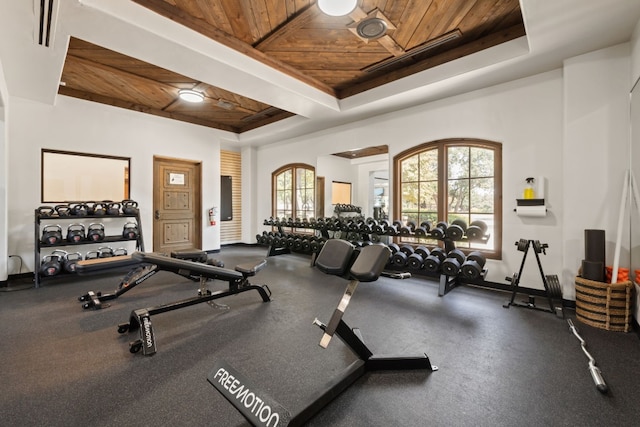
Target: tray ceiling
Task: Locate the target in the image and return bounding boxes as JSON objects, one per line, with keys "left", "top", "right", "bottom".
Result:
{"left": 57, "top": 0, "right": 525, "bottom": 133}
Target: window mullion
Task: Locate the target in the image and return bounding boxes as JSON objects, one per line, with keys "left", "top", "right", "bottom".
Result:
{"left": 438, "top": 144, "right": 447, "bottom": 222}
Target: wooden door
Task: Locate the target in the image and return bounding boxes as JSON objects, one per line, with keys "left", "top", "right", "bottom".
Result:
{"left": 153, "top": 157, "right": 201, "bottom": 253}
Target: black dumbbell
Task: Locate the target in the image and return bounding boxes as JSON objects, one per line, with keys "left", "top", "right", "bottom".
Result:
{"left": 466, "top": 220, "right": 488, "bottom": 240}
{"left": 407, "top": 245, "right": 430, "bottom": 270}
{"left": 461, "top": 251, "right": 487, "bottom": 280}
{"left": 430, "top": 221, "right": 448, "bottom": 239}
{"left": 424, "top": 247, "right": 447, "bottom": 272}
{"left": 446, "top": 219, "right": 467, "bottom": 241}
{"left": 441, "top": 249, "right": 466, "bottom": 276}
{"left": 414, "top": 221, "right": 431, "bottom": 238}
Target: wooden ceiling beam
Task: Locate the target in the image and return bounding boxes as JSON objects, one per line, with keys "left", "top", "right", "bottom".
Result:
{"left": 58, "top": 86, "right": 240, "bottom": 133}
{"left": 132, "top": 0, "right": 336, "bottom": 96}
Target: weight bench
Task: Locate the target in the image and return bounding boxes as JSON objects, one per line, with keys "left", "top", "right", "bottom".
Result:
{"left": 77, "top": 250, "right": 225, "bottom": 309}
{"left": 208, "top": 239, "right": 436, "bottom": 426}
{"left": 113, "top": 251, "right": 271, "bottom": 355}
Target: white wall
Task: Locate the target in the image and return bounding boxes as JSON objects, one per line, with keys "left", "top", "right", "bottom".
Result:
{"left": 0, "top": 56, "right": 7, "bottom": 281}
{"left": 317, "top": 155, "right": 358, "bottom": 217}
{"left": 253, "top": 46, "right": 632, "bottom": 300}
{"left": 255, "top": 69, "right": 565, "bottom": 288}
{"left": 6, "top": 95, "right": 225, "bottom": 273}
{"left": 562, "top": 43, "right": 631, "bottom": 300}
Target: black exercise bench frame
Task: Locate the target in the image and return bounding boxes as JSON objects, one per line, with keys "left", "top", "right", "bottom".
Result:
{"left": 208, "top": 239, "right": 436, "bottom": 426}
{"left": 108, "top": 252, "right": 271, "bottom": 355}
{"left": 78, "top": 250, "right": 225, "bottom": 309}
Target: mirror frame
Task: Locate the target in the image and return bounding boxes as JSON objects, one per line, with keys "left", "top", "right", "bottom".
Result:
{"left": 41, "top": 149, "right": 130, "bottom": 203}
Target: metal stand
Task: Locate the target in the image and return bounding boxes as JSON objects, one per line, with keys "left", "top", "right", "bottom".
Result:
{"left": 503, "top": 239, "right": 563, "bottom": 317}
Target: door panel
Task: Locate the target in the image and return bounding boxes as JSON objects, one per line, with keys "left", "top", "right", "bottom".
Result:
{"left": 153, "top": 157, "right": 201, "bottom": 253}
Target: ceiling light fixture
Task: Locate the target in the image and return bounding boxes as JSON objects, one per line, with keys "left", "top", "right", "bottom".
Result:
{"left": 178, "top": 89, "right": 205, "bottom": 103}
{"left": 317, "top": 0, "right": 357, "bottom": 17}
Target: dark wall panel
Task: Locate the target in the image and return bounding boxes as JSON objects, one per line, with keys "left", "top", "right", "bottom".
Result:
{"left": 221, "top": 175, "right": 233, "bottom": 221}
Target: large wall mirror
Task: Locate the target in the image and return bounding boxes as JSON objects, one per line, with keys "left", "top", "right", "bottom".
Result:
{"left": 41, "top": 149, "right": 130, "bottom": 203}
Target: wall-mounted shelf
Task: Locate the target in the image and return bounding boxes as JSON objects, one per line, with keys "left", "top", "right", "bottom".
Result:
{"left": 515, "top": 199, "right": 547, "bottom": 217}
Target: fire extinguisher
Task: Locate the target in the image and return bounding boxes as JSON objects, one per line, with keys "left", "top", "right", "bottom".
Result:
{"left": 209, "top": 208, "right": 217, "bottom": 226}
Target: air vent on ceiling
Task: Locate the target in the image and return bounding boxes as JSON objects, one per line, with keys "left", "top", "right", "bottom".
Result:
{"left": 363, "top": 29, "right": 462, "bottom": 73}
{"left": 356, "top": 18, "right": 388, "bottom": 41}
{"left": 34, "top": 0, "right": 58, "bottom": 47}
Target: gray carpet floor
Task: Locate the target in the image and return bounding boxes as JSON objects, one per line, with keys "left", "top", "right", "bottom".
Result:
{"left": 1, "top": 245, "right": 640, "bottom": 426}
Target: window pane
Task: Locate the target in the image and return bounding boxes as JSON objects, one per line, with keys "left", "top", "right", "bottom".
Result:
{"left": 470, "top": 213, "right": 494, "bottom": 250}
{"left": 419, "top": 150, "right": 438, "bottom": 181}
{"left": 402, "top": 182, "right": 419, "bottom": 211}
{"left": 448, "top": 179, "right": 469, "bottom": 213}
{"left": 448, "top": 147, "right": 469, "bottom": 179}
{"left": 470, "top": 147, "right": 494, "bottom": 178}
{"left": 419, "top": 181, "right": 438, "bottom": 211}
{"left": 401, "top": 156, "right": 419, "bottom": 182}
{"left": 470, "top": 178, "right": 494, "bottom": 213}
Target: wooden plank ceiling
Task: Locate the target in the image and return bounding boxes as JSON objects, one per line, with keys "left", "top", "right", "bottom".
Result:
{"left": 58, "top": 0, "right": 525, "bottom": 134}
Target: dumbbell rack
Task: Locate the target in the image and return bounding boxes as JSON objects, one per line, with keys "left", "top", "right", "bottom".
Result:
{"left": 34, "top": 204, "right": 145, "bottom": 288}
{"left": 502, "top": 239, "right": 563, "bottom": 317}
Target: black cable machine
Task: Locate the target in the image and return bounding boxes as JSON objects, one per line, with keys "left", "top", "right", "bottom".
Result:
{"left": 208, "top": 240, "right": 437, "bottom": 426}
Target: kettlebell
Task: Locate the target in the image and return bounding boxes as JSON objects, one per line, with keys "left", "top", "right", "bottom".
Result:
{"left": 55, "top": 204, "right": 71, "bottom": 217}
{"left": 92, "top": 202, "right": 106, "bottom": 216}
{"left": 122, "top": 222, "right": 138, "bottom": 240}
{"left": 66, "top": 223, "right": 86, "bottom": 243}
{"left": 86, "top": 202, "right": 97, "bottom": 215}
{"left": 98, "top": 247, "right": 115, "bottom": 258}
{"left": 70, "top": 203, "right": 89, "bottom": 216}
{"left": 64, "top": 252, "right": 83, "bottom": 273}
{"left": 37, "top": 206, "right": 55, "bottom": 218}
{"left": 41, "top": 224, "right": 63, "bottom": 245}
{"left": 114, "top": 247, "right": 128, "bottom": 257}
{"left": 87, "top": 223, "right": 105, "bottom": 242}
{"left": 106, "top": 202, "right": 121, "bottom": 216}
{"left": 122, "top": 199, "right": 139, "bottom": 215}
{"left": 85, "top": 250, "right": 100, "bottom": 260}
{"left": 40, "top": 253, "right": 64, "bottom": 276}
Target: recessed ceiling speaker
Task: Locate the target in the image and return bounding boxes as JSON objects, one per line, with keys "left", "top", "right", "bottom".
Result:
{"left": 356, "top": 18, "right": 388, "bottom": 40}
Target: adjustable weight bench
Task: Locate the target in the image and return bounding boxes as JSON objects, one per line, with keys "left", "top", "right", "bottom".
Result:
{"left": 112, "top": 251, "right": 271, "bottom": 355}
{"left": 77, "top": 250, "right": 225, "bottom": 309}
{"left": 208, "top": 239, "right": 436, "bottom": 426}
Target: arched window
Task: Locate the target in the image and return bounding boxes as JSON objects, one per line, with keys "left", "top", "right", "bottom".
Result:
{"left": 272, "top": 163, "right": 315, "bottom": 222}
{"left": 394, "top": 139, "right": 502, "bottom": 258}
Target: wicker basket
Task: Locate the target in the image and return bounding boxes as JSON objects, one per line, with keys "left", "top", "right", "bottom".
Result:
{"left": 575, "top": 276, "right": 633, "bottom": 332}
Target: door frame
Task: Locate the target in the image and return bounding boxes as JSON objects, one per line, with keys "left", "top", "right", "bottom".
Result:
{"left": 152, "top": 155, "right": 202, "bottom": 252}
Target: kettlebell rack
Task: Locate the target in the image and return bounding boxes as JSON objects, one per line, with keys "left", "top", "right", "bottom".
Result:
{"left": 34, "top": 200, "right": 145, "bottom": 288}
